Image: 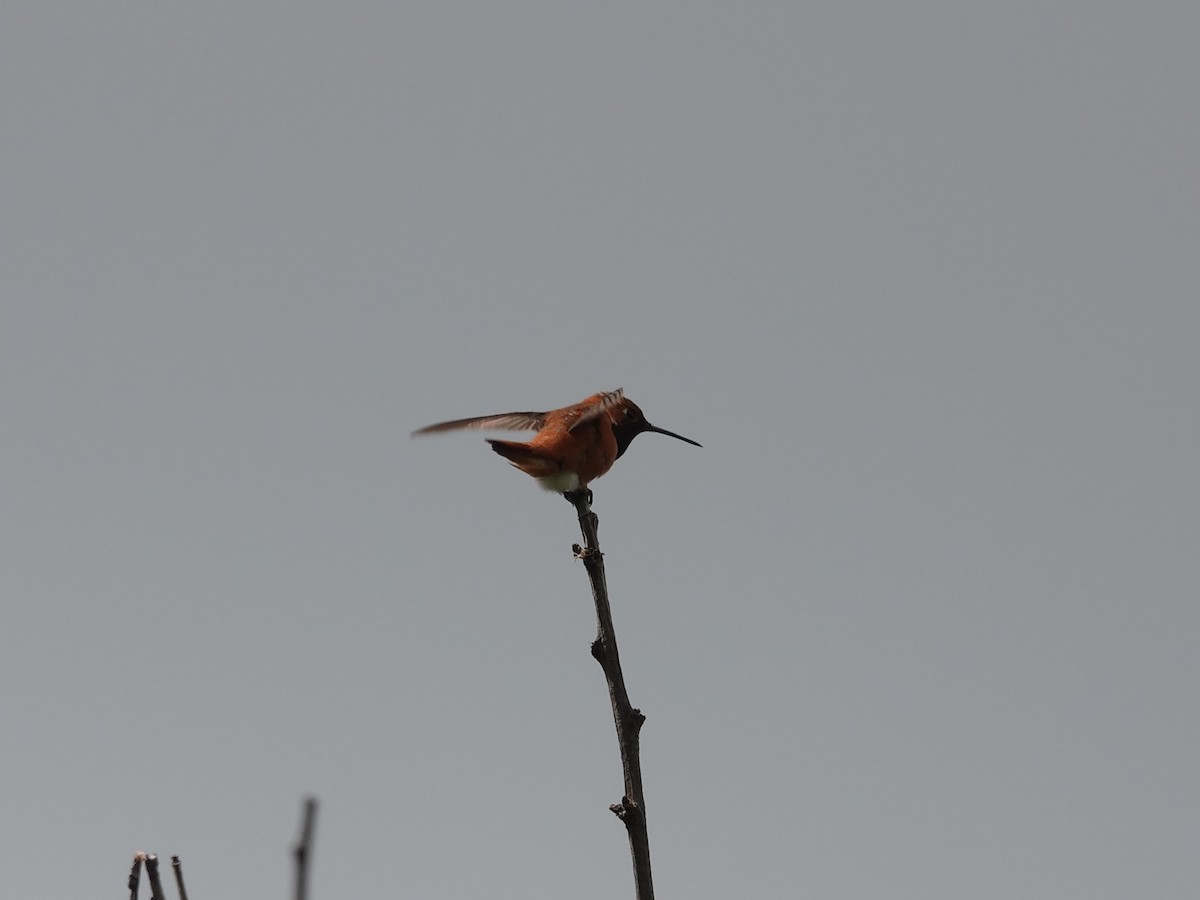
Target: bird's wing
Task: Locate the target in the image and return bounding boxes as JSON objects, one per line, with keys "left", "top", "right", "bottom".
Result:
{"left": 412, "top": 411, "right": 547, "bottom": 436}
{"left": 566, "top": 388, "right": 625, "bottom": 432}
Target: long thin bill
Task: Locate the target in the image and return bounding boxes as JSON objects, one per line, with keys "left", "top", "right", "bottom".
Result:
{"left": 646, "top": 424, "right": 702, "bottom": 447}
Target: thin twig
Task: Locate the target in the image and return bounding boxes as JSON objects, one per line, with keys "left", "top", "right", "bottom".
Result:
{"left": 293, "top": 796, "right": 318, "bottom": 900}
{"left": 566, "top": 490, "right": 654, "bottom": 900}
{"left": 171, "top": 855, "right": 189, "bottom": 900}
{"left": 144, "top": 854, "right": 166, "bottom": 900}
{"left": 128, "top": 853, "right": 145, "bottom": 900}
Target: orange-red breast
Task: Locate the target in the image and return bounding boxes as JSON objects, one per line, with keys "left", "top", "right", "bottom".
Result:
{"left": 413, "top": 389, "right": 701, "bottom": 493}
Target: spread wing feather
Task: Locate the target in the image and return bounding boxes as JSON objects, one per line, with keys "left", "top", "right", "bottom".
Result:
{"left": 566, "top": 388, "right": 625, "bottom": 432}
{"left": 412, "top": 411, "right": 547, "bottom": 436}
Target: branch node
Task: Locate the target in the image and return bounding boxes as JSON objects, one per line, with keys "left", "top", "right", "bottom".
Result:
{"left": 576, "top": 546, "right": 602, "bottom": 564}
{"left": 611, "top": 796, "right": 644, "bottom": 822}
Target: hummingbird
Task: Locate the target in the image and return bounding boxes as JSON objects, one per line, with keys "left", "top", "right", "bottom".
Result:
{"left": 413, "top": 389, "right": 701, "bottom": 494}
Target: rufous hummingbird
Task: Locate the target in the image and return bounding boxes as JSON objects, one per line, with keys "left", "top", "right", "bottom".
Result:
{"left": 413, "top": 389, "right": 701, "bottom": 494}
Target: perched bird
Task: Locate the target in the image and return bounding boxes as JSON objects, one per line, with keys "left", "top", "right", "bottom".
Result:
{"left": 413, "top": 389, "right": 701, "bottom": 494}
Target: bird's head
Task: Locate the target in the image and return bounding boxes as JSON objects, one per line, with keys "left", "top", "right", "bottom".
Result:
{"left": 609, "top": 398, "right": 702, "bottom": 459}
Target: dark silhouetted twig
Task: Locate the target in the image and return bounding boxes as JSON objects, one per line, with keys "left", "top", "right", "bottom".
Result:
{"left": 128, "top": 853, "right": 145, "bottom": 900}
{"left": 293, "top": 796, "right": 318, "bottom": 900}
{"left": 170, "top": 855, "right": 189, "bottom": 900}
{"left": 144, "top": 854, "right": 166, "bottom": 900}
{"left": 566, "top": 490, "right": 654, "bottom": 900}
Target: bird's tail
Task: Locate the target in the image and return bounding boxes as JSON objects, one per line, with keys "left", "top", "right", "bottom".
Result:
{"left": 487, "top": 439, "right": 561, "bottom": 478}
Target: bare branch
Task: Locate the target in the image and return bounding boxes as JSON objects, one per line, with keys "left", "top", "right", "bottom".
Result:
{"left": 127, "top": 853, "right": 145, "bottom": 900}
{"left": 144, "top": 854, "right": 166, "bottom": 900}
{"left": 293, "top": 796, "right": 318, "bottom": 900}
{"left": 566, "top": 490, "right": 655, "bottom": 900}
{"left": 170, "top": 855, "right": 189, "bottom": 900}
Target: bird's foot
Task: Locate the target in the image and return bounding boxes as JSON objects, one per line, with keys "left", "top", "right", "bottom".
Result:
{"left": 563, "top": 488, "right": 593, "bottom": 507}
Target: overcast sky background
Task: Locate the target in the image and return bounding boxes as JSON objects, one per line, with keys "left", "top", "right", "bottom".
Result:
{"left": 3, "top": 3, "right": 1197, "bottom": 898}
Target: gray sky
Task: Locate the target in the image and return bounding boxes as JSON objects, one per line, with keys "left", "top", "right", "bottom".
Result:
{"left": 3, "top": 3, "right": 1197, "bottom": 898}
